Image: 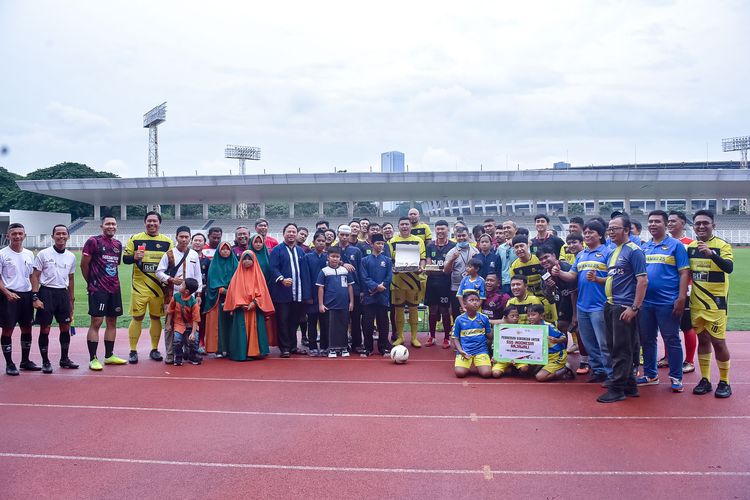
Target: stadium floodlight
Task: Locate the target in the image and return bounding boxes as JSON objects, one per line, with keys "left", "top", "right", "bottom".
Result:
{"left": 225, "top": 144, "right": 261, "bottom": 218}
{"left": 144, "top": 102, "right": 167, "bottom": 211}
{"left": 722, "top": 135, "right": 749, "bottom": 213}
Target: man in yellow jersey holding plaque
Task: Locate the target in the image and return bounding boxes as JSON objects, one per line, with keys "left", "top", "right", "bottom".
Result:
{"left": 688, "top": 210, "right": 734, "bottom": 399}
{"left": 389, "top": 216, "right": 426, "bottom": 347}
{"left": 123, "top": 211, "right": 173, "bottom": 364}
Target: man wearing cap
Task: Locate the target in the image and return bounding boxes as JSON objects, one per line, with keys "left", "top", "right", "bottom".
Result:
{"left": 156, "top": 226, "right": 203, "bottom": 364}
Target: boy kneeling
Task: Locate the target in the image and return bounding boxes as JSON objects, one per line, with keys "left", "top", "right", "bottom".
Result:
{"left": 528, "top": 303, "right": 574, "bottom": 382}
{"left": 166, "top": 278, "right": 201, "bottom": 366}
{"left": 452, "top": 289, "right": 492, "bottom": 378}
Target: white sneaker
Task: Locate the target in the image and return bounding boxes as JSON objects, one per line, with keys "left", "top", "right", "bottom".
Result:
{"left": 341, "top": 350, "right": 350, "bottom": 357}
{"left": 328, "top": 350, "right": 337, "bottom": 358}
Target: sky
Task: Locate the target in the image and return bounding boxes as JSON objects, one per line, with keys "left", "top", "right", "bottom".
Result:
{"left": 1, "top": 0, "right": 749, "bottom": 178}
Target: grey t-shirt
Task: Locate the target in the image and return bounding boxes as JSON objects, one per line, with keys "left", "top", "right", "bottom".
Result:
{"left": 445, "top": 245, "right": 478, "bottom": 291}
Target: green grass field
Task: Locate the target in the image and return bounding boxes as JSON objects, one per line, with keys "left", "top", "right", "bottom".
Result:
{"left": 68, "top": 249, "right": 750, "bottom": 331}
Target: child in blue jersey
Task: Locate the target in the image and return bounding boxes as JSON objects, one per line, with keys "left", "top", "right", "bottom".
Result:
{"left": 491, "top": 305, "right": 532, "bottom": 378}
{"left": 452, "top": 290, "right": 493, "bottom": 378}
{"left": 527, "top": 304, "right": 574, "bottom": 382}
{"left": 456, "top": 258, "right": 486, "bottom": 312}
{"left": 316, "top": 247, "right": 354, "bottom": 358}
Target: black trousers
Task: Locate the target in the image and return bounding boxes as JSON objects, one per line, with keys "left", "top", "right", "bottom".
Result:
{"left": 362, "top": 304, "right": 391, "bottom": 354}
{"left": 349, "top": 294, "right": 363, "bottom": 349}
{"left": 326, "top": 309, "right": 350, "bottom": 350}
{"left": 604, "top": 303, "right": 639, "bottom": 394}
{"left": 306, "top": 311, "right": 328, "bottom": 351}
{"left": 275, "top": 301, "right": 305, "bottom": 353}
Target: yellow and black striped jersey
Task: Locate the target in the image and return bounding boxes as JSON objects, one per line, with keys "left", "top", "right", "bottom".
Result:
{"left": 687, "top": 236, "right": 732, "bottom": 312}
{"left": 388, "top": 235, "right": 426, "bottom": 292}
{"left": 124, "top": 232, "right": 173, "bottom": 299}
{"left": 410, "top": 223, "right": 432, "bottom": 243}
{"left": 509, "top": 255, "right": 544, "bottom": 296}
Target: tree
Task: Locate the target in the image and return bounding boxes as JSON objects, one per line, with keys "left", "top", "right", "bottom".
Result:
{"left": 567, "top": 203, "right": 584, "bottom": 215}
{"left": 6, "top": 162, "right": 118, "bottom": 220}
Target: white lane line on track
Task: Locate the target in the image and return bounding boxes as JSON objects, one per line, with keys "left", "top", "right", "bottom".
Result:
{"left": 45, "top": 373, "right": 750, "bottom": 386}
{"left": 0, "top": 453, "right": 748, "bottom": 476}
{"left": 1, "top": 402, "right": 748, "bottom": 420}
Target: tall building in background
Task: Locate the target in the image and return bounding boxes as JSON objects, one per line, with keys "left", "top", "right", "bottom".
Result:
{"left": 381, "top": 151, "right": 405, "bottom": 173}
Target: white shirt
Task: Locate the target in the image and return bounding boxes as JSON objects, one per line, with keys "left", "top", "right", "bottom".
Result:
{"left": 156, "top": 247, "right": 203, "bottom": 296}
{"left": 33, "top": 247, "right": 77, "bottom": 289}
{"left": 0, "top": 246, "right": 34, "bottom": 292}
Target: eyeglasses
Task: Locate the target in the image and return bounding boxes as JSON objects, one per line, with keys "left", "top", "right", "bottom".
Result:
{"left": 607, "top": 226, "right": 624, "bottom": 232}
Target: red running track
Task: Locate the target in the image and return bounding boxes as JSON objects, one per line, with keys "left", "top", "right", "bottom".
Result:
{"left": 1, "top": 329, "right": 749, "bottom": 499}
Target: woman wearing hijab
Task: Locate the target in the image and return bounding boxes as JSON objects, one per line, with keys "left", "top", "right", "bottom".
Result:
{"left": 203, "top": 242, "right": 237, "bottom": 355}
{"left": 223, "top": 250, "right": 276, "bottom": 360}
{"left": 250, "top": 232, "right": 278, "bottom": 343}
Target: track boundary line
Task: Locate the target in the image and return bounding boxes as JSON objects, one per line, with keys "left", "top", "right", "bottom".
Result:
{"left": 1, "top": 402, "right": 748, "bottom": 421}
{"left": 0, "top": 453, "right": 748, "bottom": 477}
{"left": 39, "top": 373, "right": 750, "bottom": 386}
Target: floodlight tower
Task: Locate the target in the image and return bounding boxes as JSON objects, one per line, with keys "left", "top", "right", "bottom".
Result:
{"left": 225, "top": 145, "right": 261, "bottom": 218}
{"left": 144, "top": 102, "right": 167, "bottom": 212}
{"left": 722, "top": 135, "right": 749, "bottom": 213}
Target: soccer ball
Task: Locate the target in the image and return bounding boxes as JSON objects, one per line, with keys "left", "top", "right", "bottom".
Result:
{"left": 390, "top": 345, "right": 409, "bottom": 364}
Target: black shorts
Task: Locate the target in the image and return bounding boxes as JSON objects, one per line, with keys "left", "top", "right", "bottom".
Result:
{"left": 36, "top": 287, "right": 72, "bottom": 325}
{"left": 680, "top": 305, "right": 693, "bottom": 332}
{"left": 0, "top": 290, "right": 34, "bottom": 328}
{"left": 88, "top": 290, "right": 123, "bottom": 318}
{"left": 424, "top": 283, "right": 453, "bottom": 307}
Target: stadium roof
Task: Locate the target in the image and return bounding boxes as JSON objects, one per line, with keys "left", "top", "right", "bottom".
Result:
{"left": 16, "top": 168, "right": 750, "bottom": 205}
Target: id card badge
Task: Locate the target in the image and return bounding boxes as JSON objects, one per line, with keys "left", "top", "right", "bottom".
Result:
{"left": 341, "top": 276, "right": 348, "bottom": 287}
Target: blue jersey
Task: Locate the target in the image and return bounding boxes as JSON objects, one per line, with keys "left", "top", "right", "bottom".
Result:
{"left": 475, "top": 251, "right": 498, "bottom": 279}
{"left": 316, "top": 265, "right": 354, "bottom": 310}
{"left": 541, "top": 321, "right": 565, "bottom": 355}
{"left": 452, "top": 312, "right": 492, "bottom": 356}
{"left": 360, "top": 252, "right": 392, "bottom": 307}
{"left": 456, "top": 275, "right": 486, "bottom": 299}
{"left": 304, "top": 251, "right": 328, "bottom": 308}
{"left": 571, "top": 245, "right": 610, "bottom": 312}
{"left": 340, "top": 245, "right": 362, "bottom": 294}
{"left": 605, "top": 242, "right": 647, "bottom": 306}
{"left": 642, "top": 236, "right": 689, "bottom": 307}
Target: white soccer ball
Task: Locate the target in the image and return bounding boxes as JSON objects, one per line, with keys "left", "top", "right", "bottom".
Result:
{"left": 390, "top": 345, "right": 409, "bottom": 364}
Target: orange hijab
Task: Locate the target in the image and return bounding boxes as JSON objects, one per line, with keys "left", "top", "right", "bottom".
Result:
{"left": 223, "top": 250, "right": 275, "bottom": 314}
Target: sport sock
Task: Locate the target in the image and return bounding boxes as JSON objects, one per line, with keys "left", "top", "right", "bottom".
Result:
{"left": 59, "top": 330, "right": 71, "bottom": 359}
{"left": 149, "top": 319, "right": 162, "bottom": 349}
{"left": 683, "top": 329, "right": 697, "bottom": 363}
{"left": 128, "top": 319, "right": 143, "bottom": 350}
{"left": 1, "top": 336, "right": 12, "bottom": 364}
{"left": 698, "top": 353, "right": 712, "bottom": 379}
{"left": 717, "top": 360, "right": 730, "bottom": 384}
{"left": 87, "top": 340, "right": 98, "bottom": 361}
{"left": 441, "top": 310, "right": 452, "bottom": 337}
{"left": 104, "top": 340, "right": 115, "bottom": 359}
{"left": 20, "top": 332, "right": 32, "bottom": 363}
{"left": 38, "top": 333, "right": 50, "bottom": 363}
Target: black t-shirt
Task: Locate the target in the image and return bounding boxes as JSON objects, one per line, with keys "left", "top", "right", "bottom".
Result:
{"left": 425, "top": 240, "right": 456, "bottom": 288}
{"left": 542, "top": 261, "right": 577, "bottom": 311}
{"left": 530, "top": 234, "right": 565, "bottom": 258}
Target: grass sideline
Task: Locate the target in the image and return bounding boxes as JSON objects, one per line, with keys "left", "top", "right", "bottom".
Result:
{"left": 62, "top": 248, "right": 746, "bottom": 331}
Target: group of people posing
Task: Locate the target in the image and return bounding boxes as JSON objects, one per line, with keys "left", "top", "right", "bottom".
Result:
{"left": 0, "top": 206, "right": 734, "bottom": 403}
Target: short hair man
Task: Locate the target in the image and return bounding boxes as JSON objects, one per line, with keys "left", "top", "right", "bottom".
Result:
{"left": 0, "top": 223, "right": 38, "bottom": 375}
{"left": 81, "top": 216, "right": 127, "bottom": 370}
{"left": 31, "top": 224, "right": 78, "bottom": 373}
{"left": 689, "top": 210, "right": 734, "bottom": 398}
{"left": 255, "top": 218, "right": 279, "bottom": 250}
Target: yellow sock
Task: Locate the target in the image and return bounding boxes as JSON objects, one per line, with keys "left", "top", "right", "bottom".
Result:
{"left": 698, "top": 353, "right": 712, "bottom": 379}
{"left": 128, "top": 319, "right": 143, "bottom": 351}
{"left": 408, "top": 309, "right": 419, "bottom": 335}
{"left": 149, "top": 319, "right": 162, "bottom": 349}
{"left": 717, "top": 360, "right": 730, "bottom": 384}
{"left": 394, "top": 308, "right": 405, "bottom": 336}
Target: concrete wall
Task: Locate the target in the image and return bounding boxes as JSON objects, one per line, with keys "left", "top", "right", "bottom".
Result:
{"left": 9, "top": 209, "right": 71, "bottom": 248}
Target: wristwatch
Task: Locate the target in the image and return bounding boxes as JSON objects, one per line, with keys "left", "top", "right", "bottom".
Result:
{"left": 630, "top": 305, "right": 640, "bottom": 312}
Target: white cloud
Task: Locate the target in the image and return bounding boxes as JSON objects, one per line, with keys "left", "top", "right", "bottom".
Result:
{"left": 0, "top": 1, "right": 747, "bottom": 178}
